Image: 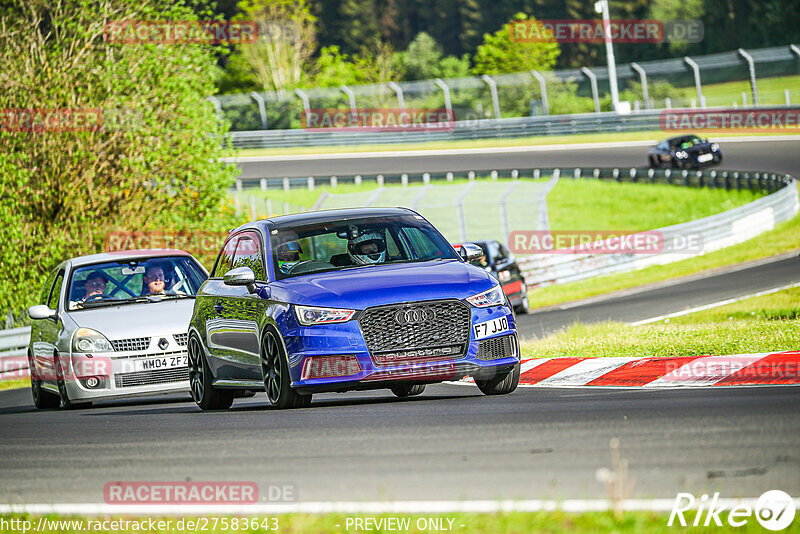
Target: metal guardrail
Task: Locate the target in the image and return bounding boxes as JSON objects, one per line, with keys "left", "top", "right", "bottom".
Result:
{"left": 237, "top": 163, "right": 794, "bottom": 193}
{"left": 217, "top": 44, "right": 800, "bottom": 134}
{"left": 0, "top": 326, "right": 30, "bottom": 380}
{"left": 228, "top": 104, "right": 799, "bottom": 149}
{"left": 230, "top": 108, "right": 665, "bottom": 149}
{"left": 517, "top": 170, "right": 798, "bottom": 287}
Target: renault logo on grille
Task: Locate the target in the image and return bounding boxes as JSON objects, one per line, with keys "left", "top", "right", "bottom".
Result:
{"left": 158, "top": 338, "right": 169, "bottom": 350}
{"left": 395, "top": 307, "right": 434, "bottom": 325}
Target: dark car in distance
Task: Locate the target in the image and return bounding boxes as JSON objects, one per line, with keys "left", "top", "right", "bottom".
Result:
{"left": 649, "top": 134, "right": 722, "bottom": 169}
{"left": 455, "top": 240, "right": 529, "bottom": 314}
{"left": 187, "top": 207, "right": 521, "bottom": 411}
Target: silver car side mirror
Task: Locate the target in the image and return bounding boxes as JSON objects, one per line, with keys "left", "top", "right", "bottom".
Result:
{"left": 459, "top": 243, "right": 484, "bottom": 262}
{"left": 28, "top": 304, "right": 56, "bottom": 320}
{"left": 223, "top": 266, "right": 257, "bottom": 294}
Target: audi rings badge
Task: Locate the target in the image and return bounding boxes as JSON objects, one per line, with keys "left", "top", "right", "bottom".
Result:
{"left": 394, "top": 307, "right": 435, "bottom": 325}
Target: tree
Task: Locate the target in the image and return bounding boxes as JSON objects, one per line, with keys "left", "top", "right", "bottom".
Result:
{"left": 0, "top": 0, "right": 238, "bottom": 318}
{"left": 400, "top": 32, "right": 444, "bottom": 80}
{"left": 336, "top": 0, "right": 381, "bottom": 54}
{"left": 396, "top": 32, "right": 470, "bottom": 81}
{"left": 312, "top": 45, "right": 364, "bottom": 86}
{"left": 649, "top": 0, "right": 705, "bottom": 54}
{"left": 355, "top": 40, "right": 406, "bottom": 85}
{"left": 472, "top": 13, "right": 559, "bottom": 75}
{"left": 231, "top": 0, "right": 317, "bottom": 93}
{"left": 311, "top": 41, "right": 405, "bottom": 88}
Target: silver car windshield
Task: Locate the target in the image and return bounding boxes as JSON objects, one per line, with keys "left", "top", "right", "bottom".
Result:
{"left": 67, "top": 256, "right": 207, "bottom": 310}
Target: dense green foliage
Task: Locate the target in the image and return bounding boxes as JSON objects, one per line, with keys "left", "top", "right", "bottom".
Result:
{"left": 471, "top": 13, "right": 559, "bottom": 75}
{"left": 0, "top": 0, "right": 240, "bottom": 322}
{"left": 215, "top": 0, "right": 798, "bottom": 125}
{"left": 278, "top": 0, "right": 800, "bottom": 69}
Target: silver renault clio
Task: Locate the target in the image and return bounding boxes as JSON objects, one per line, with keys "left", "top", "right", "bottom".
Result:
{"left": 26, "top": 249, "right": 208, "bottom": 408}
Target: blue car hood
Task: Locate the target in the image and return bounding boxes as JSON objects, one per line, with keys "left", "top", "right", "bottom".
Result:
{"left": 272, "top": 259, "right": 496, "bottom": 309}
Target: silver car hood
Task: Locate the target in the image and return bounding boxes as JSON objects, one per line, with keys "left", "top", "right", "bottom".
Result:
{"left": 67, "top": 298, "right": 195, "bottom": 339}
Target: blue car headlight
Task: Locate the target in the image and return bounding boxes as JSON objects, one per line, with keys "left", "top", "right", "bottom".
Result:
{"left": 676, "top": 150, "right": 688, "bottom": 159}
{"left": 294, "top": 305, "right": 356, "bottom": 326}
{"left": 711, "top": 143, "right": 720, "bottom": 152}
{"left": 466, "top": 285, "right": 506, "bottom": 308}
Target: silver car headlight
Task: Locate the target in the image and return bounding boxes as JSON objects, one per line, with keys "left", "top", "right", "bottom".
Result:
{"left": 466, "top": 285, "right": 506, "bottom": 308}
{"left": 73, "top": 328, "right": 114, "bottom": 353}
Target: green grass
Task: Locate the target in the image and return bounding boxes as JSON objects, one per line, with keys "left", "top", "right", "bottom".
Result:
{"left": 674, "top": 74, "right": 800, "bottom": 108}
{"left": 2, "top": 512, "right": 796, "bottom": 533}
{"left": 529, "top": 183, "right": 800, "bottom": 309}
{"left": 547, "top": 180, "right": 761, "bottom": 231}
{"left": 669, "top": 286, "right": 800, "bottom": 324}
{"left": 0, "top": 378, "right": 28, "bottom": 391}
{"left": 233, "top": 176, "right": 764, "bottom": 231}
{"left": 520, "top": 287, "right": 800, "bottom": 356}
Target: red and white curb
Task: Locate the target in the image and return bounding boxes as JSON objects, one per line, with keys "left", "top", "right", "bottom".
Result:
{"left": 462, "top": 351, "right": 800, "bottom": 387}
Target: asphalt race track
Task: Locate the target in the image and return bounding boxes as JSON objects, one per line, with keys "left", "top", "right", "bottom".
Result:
{"left": 1, "top": 384, "right": 799, "bottom": 504}
{"left": 516, "top": 254, "right": 800, "bottom": 339}
{"left": 236, "top": 137, "right": 800, "bottom": 180}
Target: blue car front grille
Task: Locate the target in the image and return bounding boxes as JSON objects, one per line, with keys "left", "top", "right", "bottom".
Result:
{"left": 358, "top": 299, "right": 470, "bottom": 362}
{"left": 476, "top": 334, "right": 515, "bottom": 361}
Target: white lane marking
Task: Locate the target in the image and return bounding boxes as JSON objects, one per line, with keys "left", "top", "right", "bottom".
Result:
{"left": 5, "top": 498, "right": 799, "bottom": 514}
{"left": 630, "top": 282, "right": 800, "bottom": 326}
{"left": 546, "top": 251, "right": 800, "bottom": 313}
{"left": 646, "top": 353, "right": 769, "bottom": 387}
{"left": 226, "top": 135, "right": 800, "bottom": 162}
{"left": 533, "top": 357, "right": 634, "bottom": 386}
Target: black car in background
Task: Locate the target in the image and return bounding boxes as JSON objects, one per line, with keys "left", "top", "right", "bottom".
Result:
{"left": 456, "top": 240, "right": 529, "bottom": 314}
{"left": 649, "top": 134, "right": 722, "bottom": 169}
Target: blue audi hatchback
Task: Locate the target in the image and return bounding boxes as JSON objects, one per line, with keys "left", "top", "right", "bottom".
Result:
{"left": 187, "top": 207, "right": 520, "bottom": 410}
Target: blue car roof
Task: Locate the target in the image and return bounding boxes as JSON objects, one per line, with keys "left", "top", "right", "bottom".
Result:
{"left": 234, "top": 207, "right": 419, "bottom": 232}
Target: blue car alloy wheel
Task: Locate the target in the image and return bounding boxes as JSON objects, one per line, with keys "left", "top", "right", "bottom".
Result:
{"left": 188, "top": 207, "right": 521, "bottom": 410}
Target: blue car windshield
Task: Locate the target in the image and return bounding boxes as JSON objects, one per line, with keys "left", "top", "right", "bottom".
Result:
{"left": 67, "top": 256, "right": 207, "bottom": 310}
{"left": 271, "top": 215, "right": 460, "bottom": 279}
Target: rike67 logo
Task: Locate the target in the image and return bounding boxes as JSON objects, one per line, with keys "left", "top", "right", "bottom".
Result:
{"left": 669, "top": 491, "right": 796, "bottom": 530}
